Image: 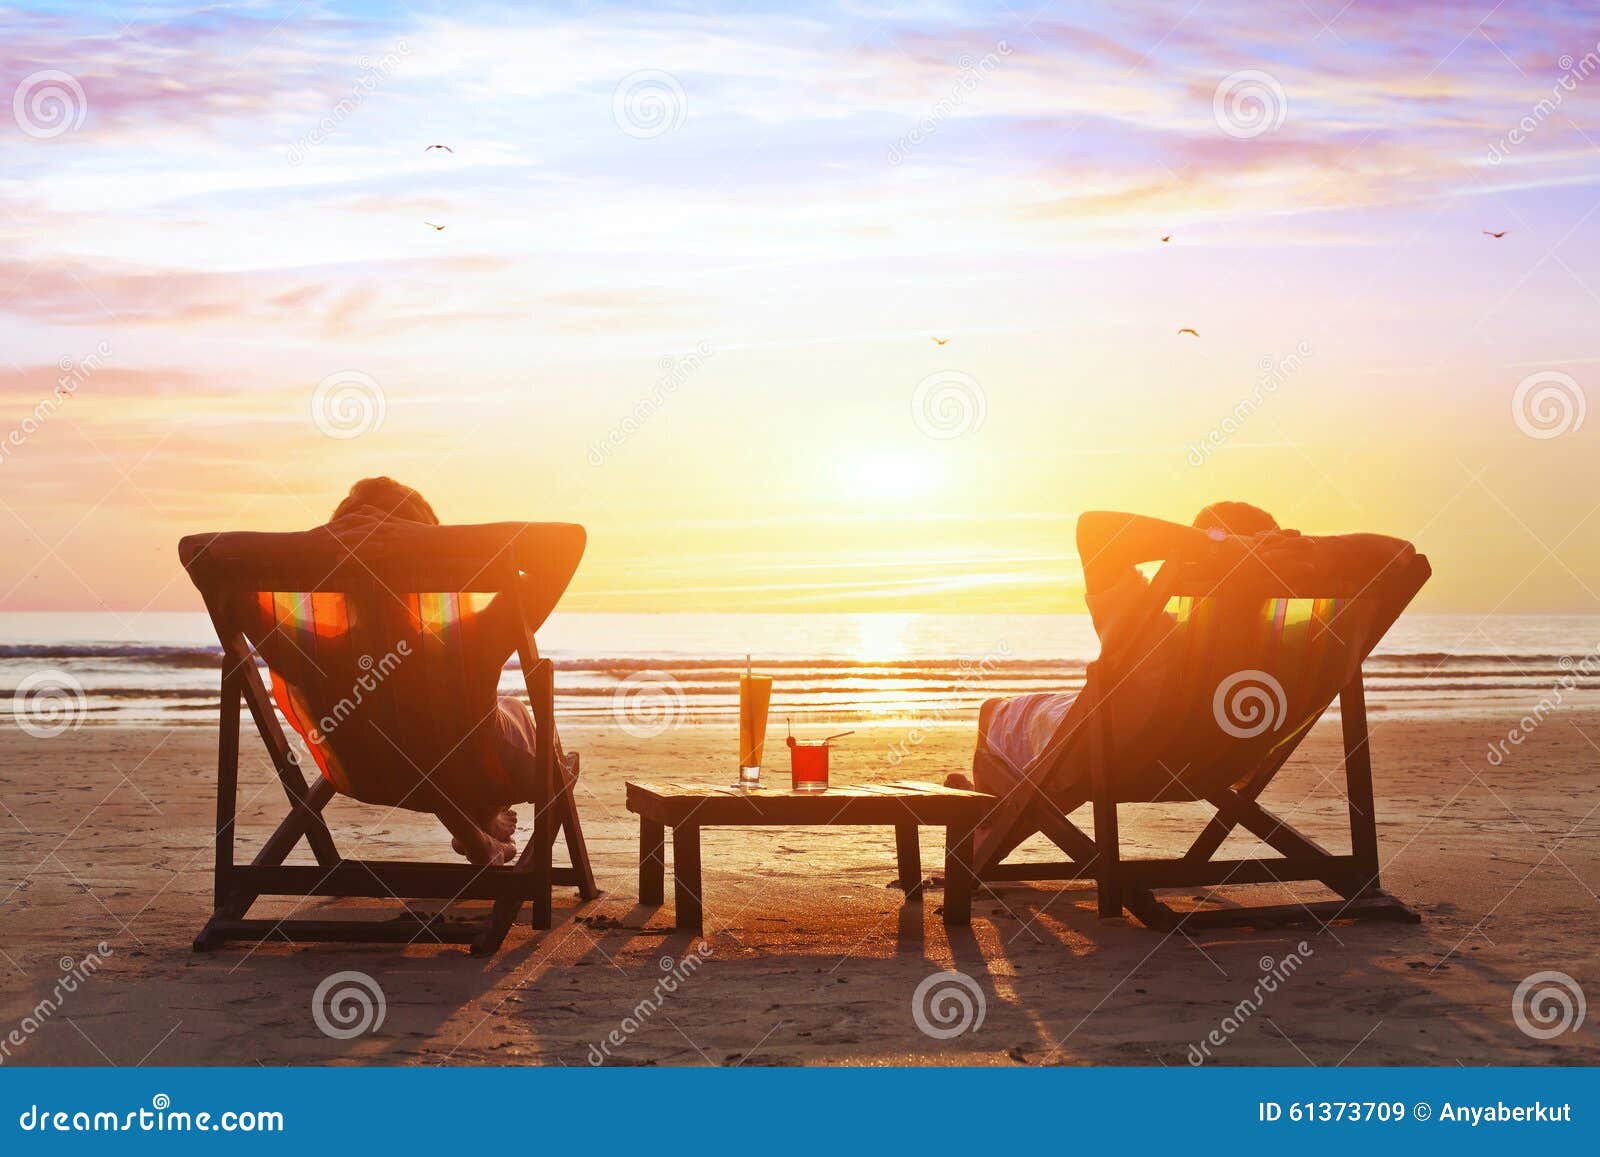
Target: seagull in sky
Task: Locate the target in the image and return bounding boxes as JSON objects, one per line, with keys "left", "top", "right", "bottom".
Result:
{"left": 1177, "top": 328, "right": 1199, "bottom": 338}
{"left": 423, "top": 221, "right": 447, "bottom": 231}
{"left": 425, "top": 144, "right": 454, "bottom": 153}
{"left": 1483, "top": 230, "right": 1507, "bottom": 238}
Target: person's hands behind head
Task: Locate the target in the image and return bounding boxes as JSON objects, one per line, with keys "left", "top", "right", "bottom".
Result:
{"left": 323, "top": 505, "right": 423, "bottom": 561}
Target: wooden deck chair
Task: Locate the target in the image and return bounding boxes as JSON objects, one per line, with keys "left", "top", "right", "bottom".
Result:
{"left": 973, "top": 552, "right": 1431, "bottom": 930}
{"left": 179, "top": 521, "right": 599, "bottom": 956}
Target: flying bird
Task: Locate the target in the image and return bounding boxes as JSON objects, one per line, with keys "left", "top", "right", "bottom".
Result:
{"left": 1161, "top": 234, "right": 1172, "bottom": 243}
{"left": 931, "top": 337, "right": 950, "bottom": 346}
{"left": 1483, "top": 230, "right": 1507, "bottom": 238}
{"left": 423, "top": 221, "right": 447, "bottom": 231}
{"left": 1177, "top": 328, "right": 1199, "bottom": 338}
{"left": 424, "top": 144, "right": 453, "bottom": 153}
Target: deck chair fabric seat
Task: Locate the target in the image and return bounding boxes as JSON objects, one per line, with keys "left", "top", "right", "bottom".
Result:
{"left": 179, "top": 521, "right": 599, "bottom": 955}
{"left": 973, "top": 547, "right": 1431, "bottom": 931}
{"left": 243, "top": 587, "right": 528, "bottom": 816}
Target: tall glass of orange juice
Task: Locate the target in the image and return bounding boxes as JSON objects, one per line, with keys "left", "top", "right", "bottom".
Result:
{"left": 738, "top": 663, "right": 772, "bottom": 786}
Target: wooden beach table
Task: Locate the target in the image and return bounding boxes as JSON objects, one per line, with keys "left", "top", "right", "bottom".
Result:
{"left": 625, "top": 780, "right": 994, "bottom": 932}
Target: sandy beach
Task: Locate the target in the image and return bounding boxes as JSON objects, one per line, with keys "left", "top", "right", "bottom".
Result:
{"left": 1, "top": 704, "right": 1595, "bottom": 1068}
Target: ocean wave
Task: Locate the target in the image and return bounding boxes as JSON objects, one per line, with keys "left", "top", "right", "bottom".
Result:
{"left": 0, "top": 643, "right": 224, "bottom": 667}
{"left": 4, "top": 642, "right": 1594, "bottom": 673}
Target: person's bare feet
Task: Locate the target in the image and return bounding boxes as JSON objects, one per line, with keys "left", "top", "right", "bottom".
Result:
{"left": 450, "top": 825, "right": 516, "bottom": 866}
{"left": 487, "top": 808, "right": 517, "bottom": 842}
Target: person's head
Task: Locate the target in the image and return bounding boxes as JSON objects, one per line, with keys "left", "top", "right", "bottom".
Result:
{"left": 1193, "top": 501, "right": 1278, "bottom": 537}
{"left": 331, "top": 477, "right": 439, "bottom": 525}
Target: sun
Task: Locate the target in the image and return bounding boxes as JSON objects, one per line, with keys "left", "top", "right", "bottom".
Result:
{"left": 838, "top": 452, "right": 938, "bottom": 502}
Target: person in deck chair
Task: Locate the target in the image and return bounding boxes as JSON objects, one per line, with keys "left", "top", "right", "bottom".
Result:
{"left": 947, "top": 503, "right": 1416, "bottom": 797}
{"left": 302, "top": 476, "right": 548, "bottom": 866}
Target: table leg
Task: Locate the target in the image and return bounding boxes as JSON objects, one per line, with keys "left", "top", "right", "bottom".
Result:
{"left": 639, "top": 816, "right": 665, "bottom": 906}
{"left": 895, "top": 822, "right": 922, "bottom": 900}
{"left": 943, "top": 818, "right": 976, "bottom": 926}
{"left": 673, "top": 823, "right": 703, "bottom": 933}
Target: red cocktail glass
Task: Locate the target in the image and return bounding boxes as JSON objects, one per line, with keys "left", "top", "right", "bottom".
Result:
{"left": 786, "top": 727, "right": 852, "bottom": 792}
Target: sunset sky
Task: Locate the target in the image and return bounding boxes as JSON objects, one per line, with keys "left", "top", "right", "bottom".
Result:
{"left": 1, "top": 0, "right": 1597, "bottom": 615}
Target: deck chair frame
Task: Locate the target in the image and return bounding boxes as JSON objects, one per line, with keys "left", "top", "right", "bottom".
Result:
{"left": 180, "top": 523, "right": 599, "bottom": 956}
{"left": 974, "top": 554, "right": 1430, "bottom": 931}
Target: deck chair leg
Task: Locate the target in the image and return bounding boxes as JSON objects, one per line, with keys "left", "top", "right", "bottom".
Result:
{"left": 1341, "top": 677, "right": 1382, "bottom": 889}
{"left": 556, "top": 752, "right": 599, "bottom": 900}
{"left": 477, "top": 898, "right": 522, "bottom": 956}
{"left": 1089, "top": 713, "right": 1122, "bottom": 919}
{"left": 529, "top": 807, "right": 555, "bottom": 930}
{"left": 197, "top": 673, "right": 244, "bottom": 952}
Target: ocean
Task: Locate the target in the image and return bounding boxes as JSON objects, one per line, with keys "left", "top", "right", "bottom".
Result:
{"left": 2, "top": 611, "right": 1594, "bottom": 729}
